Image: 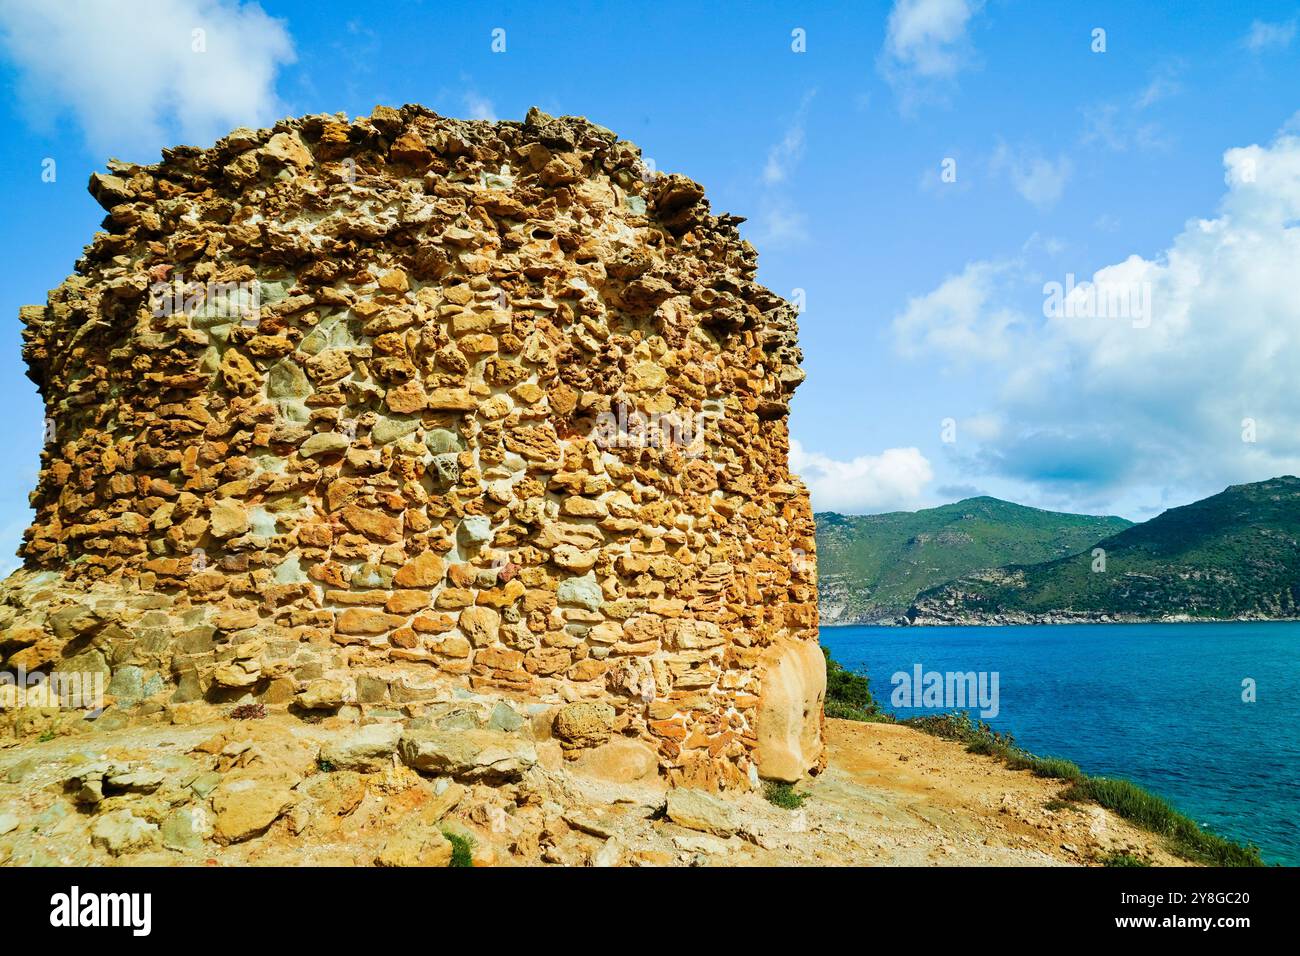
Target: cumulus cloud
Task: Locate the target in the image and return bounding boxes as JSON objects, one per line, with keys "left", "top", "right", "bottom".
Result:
{"left": 893, "top": 260, "right": 1026, "bottom": 362}
{"left": 0, "top": 0, "right": 295, "bottom": 159}
{"left": 790, "top": 441, "right": 934, "bottom": 513}
{"left": 894, "top": 124, "right": 1300, "bottom": 507}
{"left": 879, "top": 0, "right": 984, "bottom": 108}
{"left": 991, "top": 142, "right": 1072, "bottom": 209}
{"left": 1243, "top": 18, "right": 1296, "bottom": 52}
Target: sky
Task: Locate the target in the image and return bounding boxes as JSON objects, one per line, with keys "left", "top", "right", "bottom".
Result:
{"left": 2, "top": 0, "right": 1300, "bottom": 573}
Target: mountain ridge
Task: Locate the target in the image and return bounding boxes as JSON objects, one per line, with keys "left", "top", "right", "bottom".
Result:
{"left": 815, "top": 496, "right": 1133, "bottom": 624}
{"left": 905, "top": 476, "right": 1300, "bottom": 625}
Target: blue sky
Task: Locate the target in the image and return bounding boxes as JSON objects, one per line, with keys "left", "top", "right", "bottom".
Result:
{"left": 2, "top": 0, "right": 1300, "bottom": 572}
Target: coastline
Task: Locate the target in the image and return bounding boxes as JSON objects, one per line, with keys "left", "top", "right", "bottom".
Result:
{"left": 821, "top": 612, "right": 1300, "bottom": 628}
{"left": 820, "top": 621, "right": 1294, "bottom": 864}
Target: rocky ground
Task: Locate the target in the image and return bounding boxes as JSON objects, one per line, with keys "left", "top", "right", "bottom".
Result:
{"left": 0, "top": 708, "right": 1184, "bottom": 867}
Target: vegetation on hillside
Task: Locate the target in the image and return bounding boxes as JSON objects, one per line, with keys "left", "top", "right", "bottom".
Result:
{"left": 816, "top": 497, "right": 1131, "bottom": 623}
{"left": 911, "top": 477, "right": 1300, "bottom": 621}
{"left": 899, "top": 711, "right": 1264, "bottom": 866}
{"left": 822, "top": 647, "right": 886, "bottom": 721}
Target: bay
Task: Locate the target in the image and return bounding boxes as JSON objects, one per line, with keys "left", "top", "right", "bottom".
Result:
{"left": 819, "top": 621, "right": 1300, "bottom": 865}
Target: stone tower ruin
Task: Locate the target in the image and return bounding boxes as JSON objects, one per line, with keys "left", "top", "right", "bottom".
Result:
{"left": 2, "top": 105, "right": 824, "bottom": 788}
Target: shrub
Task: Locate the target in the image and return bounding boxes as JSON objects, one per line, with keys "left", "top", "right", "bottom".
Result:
{"left": 763, "top": 781, "right": 808, "bottom": 809}
{"left": 902, "top": 711, "right": 1013, "bottom": 749}
{"left": 443, "top": 830, "right": 474, "bottom": 867}
{"left": 1060, "top": 778, "right": 1264, "bottom": 867}
{"left": 1012, "top": 755, "right": 1085, "bottom": 782}
{"left": 823, "top": 648, "right": 883, "bottom": 722}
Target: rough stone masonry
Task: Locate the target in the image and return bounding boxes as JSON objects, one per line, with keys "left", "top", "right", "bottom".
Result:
{"left": 1, "top": 105, "right": 824, "bottom": 789}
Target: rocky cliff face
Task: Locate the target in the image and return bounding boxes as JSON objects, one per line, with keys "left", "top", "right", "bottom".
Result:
{"left": 2, "top": 105, "right": 822, "bottom": 789}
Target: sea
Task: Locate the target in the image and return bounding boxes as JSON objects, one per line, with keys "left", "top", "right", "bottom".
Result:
{"left": 819, "top": 622, "right": 1300, "bottom": 865}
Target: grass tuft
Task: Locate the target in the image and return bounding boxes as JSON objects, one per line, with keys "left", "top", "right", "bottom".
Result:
{"left": 763, "top": 781, "right": 808, "bottom": 810}
{"left": 1010, "top": 754, "right": 1085, "bottom": 782}
{"left": 1100, "top": 851, "right": 1151, "bottom": 867}
{"left": 1060, "top": 778, "right": 1264, "bottom": 867}
{"left": 443, "top": 830, "right": 474, "bottom": 867}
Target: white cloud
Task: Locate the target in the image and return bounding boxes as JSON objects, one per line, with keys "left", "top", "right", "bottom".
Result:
{"left": 893, "top": 260, "right": 1025, "bottom": 361}
{"left": 880, "top": 0, "right": 984, "bottom": 108}
{"left": 763, "top": 91, "right": 815, "bottom": 185}
{"left": 463, "top": 92, "right": 497, "bottom": 122}
{"left": 1134, "top": 66, "right": 1182, "bottom": 109}
{"left": 961, "top": 414, "right": 1003, "bottom": 441}
{"left": 894, "top": 124, "right": 1300, "bottom": 506}
{"left": 1081, "top": 102, "right": 1167, "bottom": 153}
{"left": 1080, "top": 66, "right": 1181, "bottom": 154}
{"left": 762, "top": 121, "right": 804, "bottom": 185}
{"left": 0, "top": 0, "right": 295, "bottom": 159}
{"left": 747, "top": 91, "right": 816, "bottom": 248}
{"left": 883, "top": 0, "right": 982, "bottom": 79}
{"left": 1243, "top": 18, "right": 1296, "bottom": 52}
{"left": 791, "top": 441, "right": 934, "bottom": 513}
{"left": 991, "top": 142, "right": 1072, "bottom": 209}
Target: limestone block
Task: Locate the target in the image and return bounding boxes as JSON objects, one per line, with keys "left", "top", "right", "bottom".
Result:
{"left": 754, "top": 637, "right": 826, "bottom": 782}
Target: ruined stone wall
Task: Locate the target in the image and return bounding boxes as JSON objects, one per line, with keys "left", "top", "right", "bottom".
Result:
{"left": 3, "top": 105, "right": 822, "bottom": 787}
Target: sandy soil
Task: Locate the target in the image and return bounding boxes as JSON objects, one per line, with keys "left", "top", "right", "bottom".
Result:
{"left": 795, "top": 719, "right": 1187, "bottom": 866}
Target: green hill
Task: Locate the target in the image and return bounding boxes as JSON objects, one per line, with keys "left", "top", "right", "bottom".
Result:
{"left": 815, "top": 497, "right": 1133, "bottom": 624}
{"left": 907, "top": 477, "right": 1300, "bottom": 624}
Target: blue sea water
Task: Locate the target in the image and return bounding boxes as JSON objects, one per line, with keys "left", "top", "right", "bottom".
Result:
{"left": 819, "top": 622, "right": 1300, "bottom": 865}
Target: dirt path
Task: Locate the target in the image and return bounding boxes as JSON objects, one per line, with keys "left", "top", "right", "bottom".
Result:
{"left": 797, "top": 719, "right": 1187, "bottom": 866}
